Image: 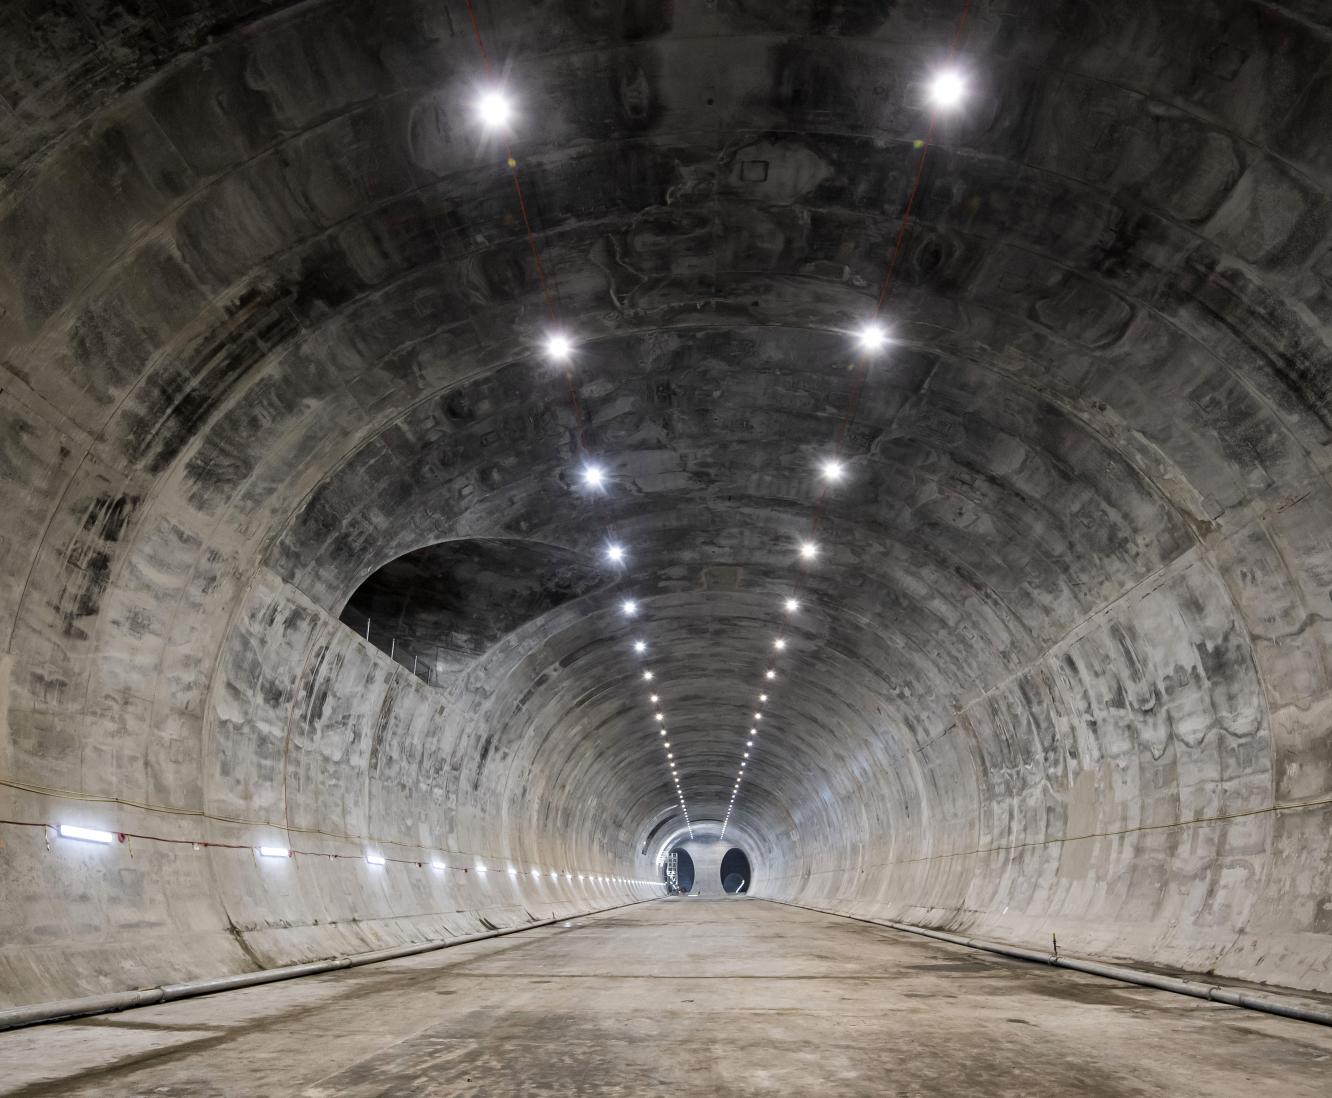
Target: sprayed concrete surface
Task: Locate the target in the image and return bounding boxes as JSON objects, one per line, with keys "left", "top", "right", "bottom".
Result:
{"left": 2, "top": 899, "right": 1331, "bottom": 1097}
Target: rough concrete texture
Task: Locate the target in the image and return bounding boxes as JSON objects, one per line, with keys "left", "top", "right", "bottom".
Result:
{"left": 2, "top": 0, "right": 1332, "bottom": 1017}
{"left": 4, "top": 900, "right": 1332, "bottom": 1096}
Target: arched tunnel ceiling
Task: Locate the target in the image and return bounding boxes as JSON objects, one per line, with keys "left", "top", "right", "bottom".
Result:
{"left": 3, "top": 0, "right": 1332, "bottom": 996}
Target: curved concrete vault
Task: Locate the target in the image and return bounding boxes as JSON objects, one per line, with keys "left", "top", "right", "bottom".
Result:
{"left": 2, "top": 0, "right": 1332, "bottom": 1012}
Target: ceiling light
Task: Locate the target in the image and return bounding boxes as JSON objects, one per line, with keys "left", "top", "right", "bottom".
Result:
{"left": 743, "top": 752, "right": 749, "bottom": 758}
{"left": 858, "top": 323, "right": 889, "bottom": 352}
{"left": 655, "top": 712, "right": 665, "bottom": 721}
{"left": 476, "top": 863, "right": 488, "bottom": 873}
{"left": 759, "top": 693, "right": 768, "bottom": 702}
{"left": 754, "top": 713, "right": 762, "bottom": 720}
{"left": 258, "top": 846, "right": 290, "bottom": 859}
{"left": 545, "top": 332, "right": 573, "bottom": 361}
{"left": 928, "top": 68, "right": 966, "bottom": 109}
{"left": 649, "top": 693, "right": 659, "bottom": 702}
{"left": 666, "top": 753, "right": 673, "bottom": 759}
{"left": 798, "top": 541, "right": 819, "bottom": 560}
{"left": 606, "top": 543, "right": 625, "bottom": 564}
{"left": 633, "top": 640, "right": 647, "bottom": 654}
{"left": 366, "top": 853, "right": 386, "bottom": 866}
{"left": 643, "top": 670, "right": 654, "bottom": 681}
{"left": 749, "top": 727, "right": 757, "bottom": 735}
{"left": 765, "top": 670, "right": 776, "bottom": 680}
{"left": 583, "top": 464, "right": 605, "bottom": 488}
{"left": 660, "top": 728, "right": 666, "bottom": 736}
{"left": 664, "top": 741, "right": 670, "bottom": 747}
{"left": 432, "top": 859, "right": 446, "bottom": 870}
{"left": 784, "top": 598, "right": 800, "bottom": 613}
{"left": 622, "top": 599, "right": 638, "bottom": 615}
{"left": 821, "top": 459, "right": 845, "bottom": 482}
{"left": 58, "top": 824, "right": 115, "bottom": 844}
{"left": 774, "top": 638, "right": 786, "bottom": 650}
{"left": 476, "top": 89, "right": 513, "bottom": 129}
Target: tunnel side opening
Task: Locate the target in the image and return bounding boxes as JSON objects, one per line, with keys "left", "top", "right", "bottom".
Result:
{"left": 720, "top": 849, "right": 751, "bottom": 894}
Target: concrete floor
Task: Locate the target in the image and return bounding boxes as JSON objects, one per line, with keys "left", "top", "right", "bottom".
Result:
{"left": 2, "top": 899, "right": 1330, "bottom": 1097}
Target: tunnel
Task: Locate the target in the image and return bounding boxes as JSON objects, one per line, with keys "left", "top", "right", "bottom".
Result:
{"left": 2, "top": 0, "right": 1332, "bottom": 1093}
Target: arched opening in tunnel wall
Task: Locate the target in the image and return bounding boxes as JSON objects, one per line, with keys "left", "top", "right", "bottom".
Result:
{"left": 670, "top": 847, "right": 696, "bottom": 893}
{"left": 720, "top": 849, "right": 751, "bottom": 894}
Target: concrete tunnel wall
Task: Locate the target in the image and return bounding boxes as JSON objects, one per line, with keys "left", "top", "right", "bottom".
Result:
{"left": 2, "top": 0, "right": 1332, "bottom": 1009}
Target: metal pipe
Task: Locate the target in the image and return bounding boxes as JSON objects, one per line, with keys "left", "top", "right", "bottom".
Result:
{"left": 765, "top": 899, "right": 1332, "bottom": 1028}
{"left": 0, "top": 897, "right": 655, "bottom": 1032}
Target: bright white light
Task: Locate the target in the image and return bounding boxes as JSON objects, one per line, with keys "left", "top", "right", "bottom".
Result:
{"left": 476, "top": 90, "right": 513, "bottom": 129}
{"left": 622, "top": 599, "right": 638, "bottom": 615}
{"left": 750, "top": 728, "right": 757, "bottom": 735}
{"left": 759, "top": 694, "right": 768, "bottom": 702}
{"left": 858, "top": 323, "right": 889, "bottom": 352}
{"left": 476, "top": 864, "right": 488, "bottom": 874}
{"left": 583, "top": 464, "right": 605, "bottom": 488}
{"left": 664, "top": 741, "right": 670, "bottom": 748}
{"left": 366, "top": 853, "right": 386, "bottom": 866}
{"left": 928, "top": 68, "right": 966, "bottom": 109}
{"left": 747, "top": 740, "right": 754, "bottom": 747}
{"left": 774, "top": 638, "right": 787, "bottom": 650}
{"left": 650, "top": 693, "right": 659, "bottom": 703}
{"left": 660, "top": 729, "right": 666, "bottom": 736}
{"left": 743, "top": 752, "right": 749, "bottom": 758}
{"left": 821, "top": 459, "right": 845, "bottom": 482}
{"left": 643, "top": 670, "right": 654, "bottom": 681}
{"left": 532, "top": 869, "right": 540, "bottom": 878}
{"left": 633, "top": 640, "right": 647, "bottom": 654}
{"left": 508, "top": 866, "right": 518, "bottom": 876}
{"left": 765, "top": 669, "right": 777, "bottom": 680}
{"left": 432, "top": 859, "right": 446, "bottom": 871}
{"left": 799, "top": 541, "right": 819, "bottom": 560}
{"left": 258, "top": 846, "right": 290, "bottom": 859}
{"left": 785, "top": 598, "right": 800, "bottom": 613}
{"left": 57, "top": 824, "right": 115, "bottom": 845}
{"left": 655, "top": 712, "right": 665, "bottom": 721}
{"left": 754, "top": 713, "right": 762, "bottom": 721}
{"left": 546, "top": 332, "right": 573, "bottom": 361}
{"left": 606, "top": 543, "right": 625, "bottom": 564}
{"left": 666, "top": 753, "right": 673, "bottom": 759}
{"left": 740, "top": 762, "right": 746, "bottom": 768}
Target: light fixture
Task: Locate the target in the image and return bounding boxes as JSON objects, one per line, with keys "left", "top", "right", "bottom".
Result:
{"left": 660, "top": 728, "right": 666, "bottom": 736}
{"left": 655, "top": 712, "right": 665, "bottom": 721}
{"left": 649, "top": 693, "right": 659, "bottom": 703}
{"left": 784, "top": 597, "right": 800, "bottom": 612}
{"left": 743, "top": 752, "right": 749, "bottom": 758}
{"left": 508, "top": 866, "right": 518, "bottom": 876}
{"left": 774, "top": 638, "right": 787, "bottom": 650}
{"left": 799, "top": 541, "right": 819, "bottom": 560}
{"left": 928, "top": 68, "right": 966, "bottom": 109}
{"left": 664, "top": 741, "right": 671, "bottom": 748}
{"left": 858, "top": 323, "right": 889, "bottom": 352}
{"left": 476, "top": 863, "right": 488, "bottom": 874}
{"left": 622, "top": 599, "right": 638, "bottom": 615}
{"left": 475, "top": 89, "right": 513, "bottom": 129}
{"left": 545, "top": 332, "right": 573, "bottom": 361}
{"left": 754, "top": 713, "right": 762, "bottom": 720}
{"left": 633, "top": 639, "right": 647, "bottom": 654}
{"left": 532, "top": 869, "right": 540, "bottom": 878}
{"left": 749, "top": 727, "right": 757, "bottom": 735}
{"left": 366, "top": 853, "right": 386, "bottom": 866}
{"left": 606, "top": 543, "right": 625, "bottom": 564}
{"left": 759, "top": 693, "right": 768, "bottom": 702}
{"left": 258, "top": 846, "right": 290, "bottom": 859}
{"left": 643, "top": 670, "right": 654, "bottom": 681}
{"left": 667, "top": 753, "right": 673, "bottom": 759}
{"left": 765, "top": 669, "right": 776, "bottom": 680}
{"left": 57, "top": 824, "right": 115, "bottom": 845}
{"left": 820, "top": 459, "right": 845, "bottom": 482}
{"left": 582, "top": 464, "right": 605, "bottom": 489}
{"left": 432, "top": 859, "right": 446, "bottom": 871}
{"left": 747, "top": 740, "right": 754, "bottom": 747}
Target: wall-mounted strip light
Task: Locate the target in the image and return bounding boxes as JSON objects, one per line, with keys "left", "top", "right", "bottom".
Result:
{"left": 258, "top": 846, "right": 290, "bottom": 858}
{"left": 58, "top": 824, "right": 115, "bottom": 844}
{"left": 366, "top": 853, "right": 386, "bottom": 866}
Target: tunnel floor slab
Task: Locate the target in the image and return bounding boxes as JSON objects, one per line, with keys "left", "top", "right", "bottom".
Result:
{"left": 1, "top": 898, "right": 1330, "bottom": 1096}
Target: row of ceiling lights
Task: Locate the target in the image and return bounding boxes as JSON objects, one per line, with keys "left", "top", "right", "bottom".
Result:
{"left": 468, "top": 49, "right": 969, "bottom": 850}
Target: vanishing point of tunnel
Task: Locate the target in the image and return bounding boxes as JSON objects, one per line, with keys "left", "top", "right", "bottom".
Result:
{"left": 2, "top": 1, "right": 1332, "bottom": 1094}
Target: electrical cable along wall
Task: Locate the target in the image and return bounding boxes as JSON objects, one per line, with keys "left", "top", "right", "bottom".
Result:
{"left": 1, "top": 0, "right": 1332, "bottom": 1017}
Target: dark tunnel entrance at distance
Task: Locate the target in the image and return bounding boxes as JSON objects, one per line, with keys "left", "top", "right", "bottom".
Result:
{"left": 721, "top": 848, "right": 751, "bottom": 893}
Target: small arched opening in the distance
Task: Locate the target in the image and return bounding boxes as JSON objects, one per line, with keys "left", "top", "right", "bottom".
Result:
{"left": 720, "top": 848, "right": 751, "bottom": 894}
{"left": 668, "top": 847, "right": 695, "bottom": 893}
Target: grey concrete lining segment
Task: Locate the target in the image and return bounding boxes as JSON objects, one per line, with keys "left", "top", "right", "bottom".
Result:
{"left": 2, "top": 4, "right": 1332, "bottom": 1085}
{"left": 3, "top": 900, "right": 1332, "bottom": 1097}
